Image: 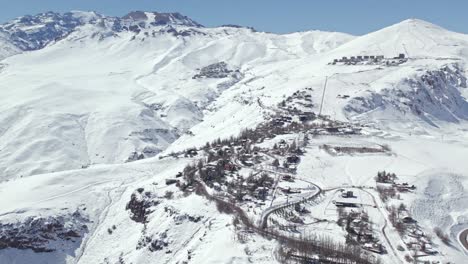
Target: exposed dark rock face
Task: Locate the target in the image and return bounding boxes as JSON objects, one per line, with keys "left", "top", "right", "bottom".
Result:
{"left": 0, "top": 210, "right": 88, "bottom": 253}
{"left": 0, "top": 11, "right": 203, "bottom": 52}
{"left": 173, "top": 213, "right": 203, "bottom": 225}
{"left": 122, "top": 11, "right": 202, "bottom": 28}
{"left": 0, "top": 11, "right": 105, "bottom": 51}
{"left": 345, "top": 64, "right": 468, "bottom": 123}
{"left": 126, "top": 188, "right": 160, "bottom": 223}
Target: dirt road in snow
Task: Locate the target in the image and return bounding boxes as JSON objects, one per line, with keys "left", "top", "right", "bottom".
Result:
{"left": 460, "top": 229, "right": 468, "bottom": 252}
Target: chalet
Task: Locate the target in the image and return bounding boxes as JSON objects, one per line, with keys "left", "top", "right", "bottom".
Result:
{"left": 364, "top": 55, "right": 370, "bottom": 60}
{"left": 175, "top": 172, "right": 183, "bottom": 178}
{"left": 357, "top": 55, "right": 363, "bottom": 60}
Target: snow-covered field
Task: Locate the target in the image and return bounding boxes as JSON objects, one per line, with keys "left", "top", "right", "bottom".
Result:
{"left": 0, "top": 10, "right": 468, "bottom": 264}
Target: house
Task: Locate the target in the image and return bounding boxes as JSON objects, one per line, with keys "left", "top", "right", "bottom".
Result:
{"left": 186, "top": 148, "right": 198, "bottom": 157}
{"left": 282, "top": 175, "right": 293, "bottom": 181}
{"left": 280, "top": 187, "right": 301, "bottom": 194}
{"left": 325, "top": 127, "right": 340, "bottom": 133}
{"left": 213, "top": 182, "right": 222, "bottom": 191}
{"left": 393, "top": 182, "right": 416, "bottom": 191}
{"left": 254, "top": 187, "right": 269, "bottom": 200}
{"left": 286, "top": 155, "right": 300, "bottom": 164}
{"left": 333, "top": 201, "right": 358, "bottom": 207}
{"left": 342, "top": 190, "right": 354, "bottom": 198}
{"left": 165, "top": 179, "right": 179, "bottom": 185}
{"left": 398, "top": 53, "right": 405, "bottom": 59}
{"left": 299, "top": 115, "right": 312, "bottom": 122}
{"left": 399, "top": 211, "right": 416, "bottom": 224}
{"left": 422, "top": 244, "right": 438, "bottom": 255}
{"left": 224, "top": 163, "right": 237, "bottom": 171}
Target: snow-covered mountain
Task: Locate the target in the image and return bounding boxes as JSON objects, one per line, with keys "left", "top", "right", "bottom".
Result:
{"left": 0, "top": 11, "right": 467, "bottom": 264}
{"left": 0, "top": 11, "right": 354, "bottom": 179}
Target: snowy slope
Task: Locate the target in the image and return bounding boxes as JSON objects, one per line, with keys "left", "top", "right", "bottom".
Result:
{"left": 0, "top": 32, "right": 20, "bottom": 60}
{"left": 1, "top": 11, "right": 468, "bottom": 264}
{"left": 0, "top": 14, "right": 354, "bottom": 179}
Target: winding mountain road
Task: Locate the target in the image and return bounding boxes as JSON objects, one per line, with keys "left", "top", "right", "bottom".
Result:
{"left": 459, "top": 229, "right": 468, "bottom": 252}
{"left": 259, "top": 184, "right": 321, "bottom": 229}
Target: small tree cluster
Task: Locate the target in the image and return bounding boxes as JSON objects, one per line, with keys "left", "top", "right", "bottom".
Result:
{"left": 375, "top": 171, "right": 397, "bottom": 183}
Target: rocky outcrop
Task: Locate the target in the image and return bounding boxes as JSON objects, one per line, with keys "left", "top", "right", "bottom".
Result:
{"left": 0, "top": 210, "right": 88, "bottom": 253}
{"left": 0, "top": 10, "right": 203, "bottom": 53}
{"left": 126, "top": 188, "right": 160, "bottom": 223}
{"left": 345, "top": 64, "right": 468, "bottom": 123}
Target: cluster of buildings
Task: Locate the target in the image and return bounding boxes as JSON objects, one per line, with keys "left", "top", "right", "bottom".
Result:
{"left": 331, "top": 53, "right": 407, "bottom": 66}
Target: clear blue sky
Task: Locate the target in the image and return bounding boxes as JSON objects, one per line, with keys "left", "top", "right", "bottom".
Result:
{"left": 1, "top": 0, "right": 467, "bottom": 35}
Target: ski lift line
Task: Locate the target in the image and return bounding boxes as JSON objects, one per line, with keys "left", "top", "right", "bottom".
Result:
{"left": 402, "top": 43, "right": 409, "bottom": 58}
{"left": 318, "top": 76, "right": 328, "bottom": 116}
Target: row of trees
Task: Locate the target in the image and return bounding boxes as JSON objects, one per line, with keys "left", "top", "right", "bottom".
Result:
{"left": 274, "top": 232, "right": 380, "bottom": 264}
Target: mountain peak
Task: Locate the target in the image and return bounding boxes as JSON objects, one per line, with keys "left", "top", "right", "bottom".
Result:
{"left": 388, "top": 18, "right": 447, "bottom": 32}
{"left": 121, "top": 11, "right": 203, "bottom": 27}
